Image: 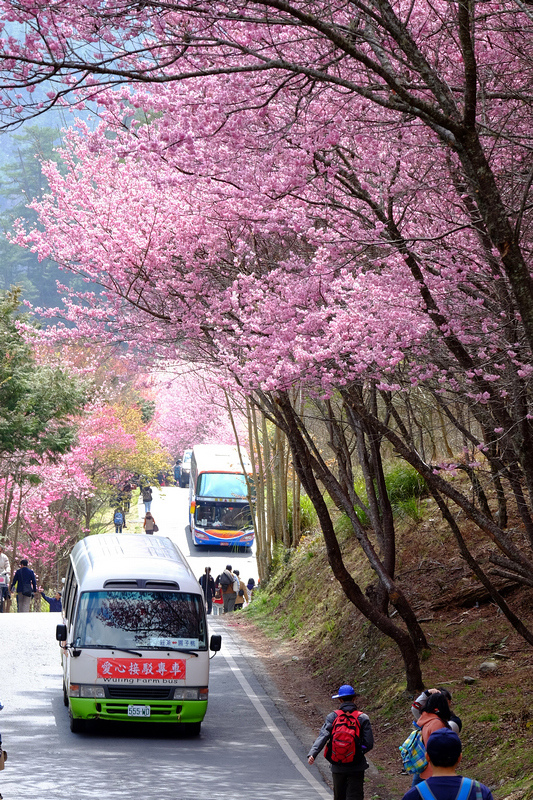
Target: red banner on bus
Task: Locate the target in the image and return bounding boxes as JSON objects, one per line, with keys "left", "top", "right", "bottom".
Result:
{"left": 97, "top": 658, "right": 186, "bottom": 680}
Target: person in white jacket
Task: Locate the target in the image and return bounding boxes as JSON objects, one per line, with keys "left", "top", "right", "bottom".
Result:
{"left": 0, "top": 546, "right": 10, "bottom": 613}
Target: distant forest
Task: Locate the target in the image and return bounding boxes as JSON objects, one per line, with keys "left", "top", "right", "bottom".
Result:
{"left": 0, "top": 123, "right": 89, "bottom": 311}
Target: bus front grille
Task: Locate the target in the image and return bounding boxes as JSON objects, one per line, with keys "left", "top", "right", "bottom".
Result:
{"left": 107, "top": 686, "right": 173, "bottom": 700}
{"left": 104, "top": 702, "right": 177, "bottom": 716}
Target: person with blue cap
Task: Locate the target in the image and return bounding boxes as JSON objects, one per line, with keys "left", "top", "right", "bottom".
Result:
{"left": 308, "top": 684, "right": 374, "bottom": 800}
{"left": 401, "top": 729, "right": 494, "bottom": 800}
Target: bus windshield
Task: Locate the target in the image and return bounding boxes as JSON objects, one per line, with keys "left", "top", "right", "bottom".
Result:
{"left": 195, "top": 500, "right": 253, "bottom": 531}
{"left": 197, "top": 472, "right": 249, "bottom": 498}
{"left": 73, "top": 591, "right": 206, "bottom": 650}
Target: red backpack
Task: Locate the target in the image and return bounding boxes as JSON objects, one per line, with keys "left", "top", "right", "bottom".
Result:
{"left": 324, "top": 709, "right": 362, "bottom": 764}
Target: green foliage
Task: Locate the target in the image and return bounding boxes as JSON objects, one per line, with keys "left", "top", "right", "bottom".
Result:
{"left": 396, "top": 496, "right": 423, "bottom": 522}
{"left": 0, "top": 289, "right": 85, "bottom": 457}
{"left": 336, "top": 463, "right": 427, "bottom": 532}
{"left": 385, "top": 463, "right": 426, "bottom": 504}
{"left": 139, "top": 399, "right": 156, "bottom": 424}
{"left": 287, "top": 491, "right": 318, "bottom": 536}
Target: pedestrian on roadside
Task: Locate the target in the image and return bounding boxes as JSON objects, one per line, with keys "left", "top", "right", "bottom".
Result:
{"left": 0, "top": 696, "right": 6, "bottom": 781}
{"left": 413, "top": 692, "right": 453, "bottom": 785}
{"left": 308, "top": 684, "right": 374, "bottom": 800}
{"left": 401, "top": 729, "right": 493, "bottom": 800}
{"left": 212, "top": 575, "right": 223, "bottom": 615}
{"left": 246, "top": 577, "right": 255, "bottom": 599}
{"left": 199, "top": 567, "right": 215, "bottom": 614}
{"left": 173, "top": 459, "right": 182, "bottom": 486}
{"left": 142, "top": 485, "right": 153, "bottom": 513}
{"left": 233, "top": 569, "right": 249, "bottom": 610}
{"left": 219, "top": 564, "right": 238, "bottom": 613}
{"left": 0, "top": 545, "right": 9, "bottom": 577}
{"left": 10, "top": 558, "right": 37, "bottom": 613}
{"left": 39, "top": 590, "right": 63, "bottom": 612}
{"left": 412, "top": 687, "right": 462, "bottom": 733}
{"left": 120, "top": 481, "right": 133, "bottom": 513}
{"left": 113, "top": 507, "right": 125, "bottom": 533}
{"left": 143, "top": 512, "right": 157, "bottom": 534}
{"left": 0, "top": 545, "right": 10, "bottom": 613}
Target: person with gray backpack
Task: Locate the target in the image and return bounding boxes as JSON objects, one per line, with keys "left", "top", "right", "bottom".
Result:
{"left": 219, "top": 565, "right": 238, "bottom": 613}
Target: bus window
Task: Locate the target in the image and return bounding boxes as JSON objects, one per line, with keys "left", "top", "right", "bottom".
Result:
{"left": 197, "top": 472, "right": 248, "bottom": 498}
{"left": 63, "top": 569, "right": 78, "bottom": 623}
{"left": 73, "top": 591, "right": 207, "bottom": 650}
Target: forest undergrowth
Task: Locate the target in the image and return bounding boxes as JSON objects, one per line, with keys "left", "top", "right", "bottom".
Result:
{"left": 238, "top": 494, "right": 533, "bottom": 800}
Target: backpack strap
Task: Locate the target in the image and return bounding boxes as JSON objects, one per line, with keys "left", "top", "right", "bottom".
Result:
{"left": 417, "top": 776, "right": 474, "bottom": 800}
{"left": 455, "top": 778, "right": 473, "bottom": 800}
{"left": 415, "top": 782, "right": 437, "bottom": 800}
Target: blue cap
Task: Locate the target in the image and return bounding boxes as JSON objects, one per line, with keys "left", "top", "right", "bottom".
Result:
{"left": 332, "top": 684, "right": 356, "bottom": 699}
{"left": 426, "top": 729, "right": 462, "bottom": 767}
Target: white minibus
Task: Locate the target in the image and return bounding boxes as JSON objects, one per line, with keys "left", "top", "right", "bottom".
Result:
{"left": 189, "top": 444, "right": 255, "bottom": 548}
{"left": 55, "top": 533, "right": 221, "bottom": 733}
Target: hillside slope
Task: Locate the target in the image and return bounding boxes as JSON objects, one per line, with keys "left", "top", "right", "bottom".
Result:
{"left": 235, "top": 503, "right": 533, "bottom": 800}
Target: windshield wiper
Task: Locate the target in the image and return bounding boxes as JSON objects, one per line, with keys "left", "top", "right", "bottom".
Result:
{"left": 155, "top": 647, "right": 199, "bottom": 657}
{"left": 75, "top": 644, "right": 143, "bottom": 657}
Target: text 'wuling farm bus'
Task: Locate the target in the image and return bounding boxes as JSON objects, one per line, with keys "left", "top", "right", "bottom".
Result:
{"left": 56, "top": 533, "right": 221, "bottom": 733}
{"left": 189, "top": 444, "right": 255, "bottom": 549}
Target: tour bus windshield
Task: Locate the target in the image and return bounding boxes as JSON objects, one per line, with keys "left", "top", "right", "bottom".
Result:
{"left": 195, "top": 500, "right": 253, "bottom": 531}
{"left": 197, "top": 472, "right": 249, "bottom": 498}
{"left": 73, "top": 591, "right": 207, "bottom": 650}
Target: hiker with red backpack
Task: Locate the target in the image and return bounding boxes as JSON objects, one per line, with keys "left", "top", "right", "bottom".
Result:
{"left": 307, "top": 684, "right": 374, "bottom": 800}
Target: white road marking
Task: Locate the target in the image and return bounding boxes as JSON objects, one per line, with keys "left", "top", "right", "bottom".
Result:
{"left": 219, "top": 634, "right": 332, "bottom": 799}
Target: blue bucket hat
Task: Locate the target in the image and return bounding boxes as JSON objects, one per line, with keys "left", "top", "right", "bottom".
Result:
{"left": 332, "top": 684, "right": 356, "bottom": 699}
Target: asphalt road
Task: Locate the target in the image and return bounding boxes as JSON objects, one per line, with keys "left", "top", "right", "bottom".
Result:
{"left": 0, "top": 487, "right": 332, "bottom": 800}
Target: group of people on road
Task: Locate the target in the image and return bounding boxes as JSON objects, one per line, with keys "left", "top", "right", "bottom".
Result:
{"left": 0, "top": 549, "right": 62, "bottom": 614}
{"left": 112, "top": 479, "right": 134, "bottom": 533}
{"left": 110, "top": 480, "right": 161, "bottom": 536}
{"left": 141, "top": 485, "right": 160, "bottom": 534}
{"left": 308, "top": 683, "right": 493, "bottom": 800}
{"left": 198, "top": 565, "right": 256, "bottom": 614}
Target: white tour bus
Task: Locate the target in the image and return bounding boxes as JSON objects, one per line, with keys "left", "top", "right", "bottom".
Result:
{"left": 55, "top": 533, "right": 221, "bottom": 733}
{"left": 189, "top": 444, "right": 255, "bottom": 548}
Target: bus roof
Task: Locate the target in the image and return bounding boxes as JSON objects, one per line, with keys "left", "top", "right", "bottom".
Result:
{"left": 191, "top": 444, "right": 252, "bottom": 474}
{"left": 69, "top": 534, "right": 201, "bottom": 593}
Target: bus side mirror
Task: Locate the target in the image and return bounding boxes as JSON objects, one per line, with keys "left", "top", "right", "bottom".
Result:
{"left": 56, "top": 624, "right": 67, "bottom": 642}
{"left": 209, "top": 634, "right": 222, "bottom": 652}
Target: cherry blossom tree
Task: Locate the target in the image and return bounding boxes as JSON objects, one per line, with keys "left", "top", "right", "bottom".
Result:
{"left": 7, "top": 0, "right": 533, "bottom": 685}
{"left": 148, "top": 367, "right": 244, "bottom": 459}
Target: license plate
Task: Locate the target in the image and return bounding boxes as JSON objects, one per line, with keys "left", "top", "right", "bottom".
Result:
{"left": 127, "top": 705, "right": 151, "bottom": 718}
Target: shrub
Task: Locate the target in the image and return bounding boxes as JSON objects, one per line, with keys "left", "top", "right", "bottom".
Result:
{"left": 288, "top": 491, "right": 318, "bottom": 537}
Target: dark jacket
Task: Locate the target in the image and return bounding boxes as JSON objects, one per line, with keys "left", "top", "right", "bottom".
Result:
{"left": 308, "top": 701, "right": 374, "bottom": 773}
{"left": 199, "top": 573, "right": 215, "bottom": 600}
{"left": 41, "top": 593, "right": 62, "bottom": 612}
{"left": 11, "top": 566, "right": 37, "bottom": 596}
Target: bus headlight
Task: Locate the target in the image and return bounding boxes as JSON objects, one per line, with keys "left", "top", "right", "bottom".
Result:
{"left": 70, "top": 684, "right": 106, "bottom": 698}
{"left": 173, "top": 688, "right": 207, "bottom": 700}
